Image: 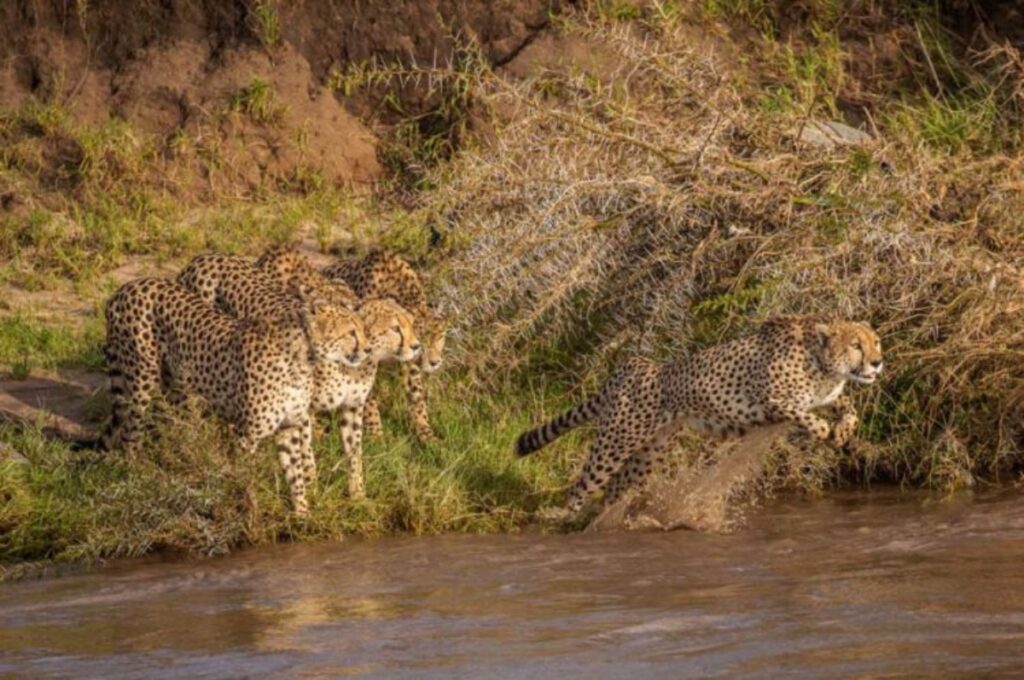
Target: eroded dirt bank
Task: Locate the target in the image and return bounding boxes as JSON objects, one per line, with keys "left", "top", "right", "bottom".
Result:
{"left": 0, "top": 0, "right": 558, "bottom": 191}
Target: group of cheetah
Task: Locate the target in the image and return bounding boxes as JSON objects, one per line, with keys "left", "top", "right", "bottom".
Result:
{"left": 91, "top": 242, "right": 885, "bottom": 517}
{"left": 90, "top": 246, "right": 446, "bottom": 515}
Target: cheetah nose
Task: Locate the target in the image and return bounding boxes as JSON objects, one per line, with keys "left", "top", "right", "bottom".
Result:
{"left": 871, "top": 360, "right": 883, "bottom": 370}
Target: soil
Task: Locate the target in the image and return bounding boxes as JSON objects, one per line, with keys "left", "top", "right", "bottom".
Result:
{"left": 0, "top": 370, "right": 105, "bottom": 439}
{"left": 0, "top": 0, "right": 560, "bottom": 193}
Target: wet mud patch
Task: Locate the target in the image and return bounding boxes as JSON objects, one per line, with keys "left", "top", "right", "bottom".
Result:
{"left": 589, "top": 423, "right": 794, "bottom": 533}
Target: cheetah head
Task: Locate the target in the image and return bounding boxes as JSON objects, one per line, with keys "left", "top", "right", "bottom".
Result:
{"left": 258, "top": 246, "right": 358, "bottom": 308}
{"left": 815, "top": 321, "right": 884, "bottom": 384}
{"left": 359, "top": 298, "right": 421, "bottom": 363}
{"left": 420, "top": 309, "right": 448, "bottom": 374}
{"left": 288, "top": 276, "right": 358, "bottom": 311}
{"left": 257, "top": 245, "right": 303, "bottom": 281}
{"left": 304, "top": 302, "right": 370, "bottom": 368}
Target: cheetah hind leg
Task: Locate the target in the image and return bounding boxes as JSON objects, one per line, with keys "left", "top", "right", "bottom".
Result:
{"left": 402, "top": 361, "right": 437, "bottom": 443}
{"left": 565, "top": 404, "right": 659, "bottom": 514}
{"left": 105, "top": 354, "right": 161, "bottom": 455}
{"left": 603, "top": 429, "right": 677, "bottom": 507}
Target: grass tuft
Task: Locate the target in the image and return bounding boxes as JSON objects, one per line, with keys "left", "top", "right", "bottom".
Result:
{"left": 229, "top": 78, "right": 287, "bottom": 125}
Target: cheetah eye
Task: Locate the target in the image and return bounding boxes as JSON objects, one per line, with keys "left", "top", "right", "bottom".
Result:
{"left": 392, "top": 325, "right": 400, "bottom": 332}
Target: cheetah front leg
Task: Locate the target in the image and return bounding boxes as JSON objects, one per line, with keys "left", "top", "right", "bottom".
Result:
{"left": 274, "top": 424, "right": 312, "bottom": 516}
{"left": 766, "top": 398, "right": 832, "bottom": 443}
{"left": 829, "top": 394, "right": 859, "bottom": 448}
{"left": 339, "top": 405, "right": 367, "bottom": 500}
{"left": 362, "top": 395, "right": 383, "bottom": 437}
{"left": 295, "top": 416, "right": 317, "bottom": 488}
{"left": 402, "top": 361, "right": 437, "bottom": 442}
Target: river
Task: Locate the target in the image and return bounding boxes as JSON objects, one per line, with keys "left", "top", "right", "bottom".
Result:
{"left": 2, "top": 489, "right": 1024, "bottom": 678}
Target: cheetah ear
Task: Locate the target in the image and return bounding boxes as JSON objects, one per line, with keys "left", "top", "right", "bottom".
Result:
{"left": 814, "top": 323, "right": 832, "bottom": 348}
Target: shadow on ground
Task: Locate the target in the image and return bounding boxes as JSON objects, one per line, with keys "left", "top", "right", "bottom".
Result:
{"left": 0, "top": 371, "right": 105, "bottom": 440}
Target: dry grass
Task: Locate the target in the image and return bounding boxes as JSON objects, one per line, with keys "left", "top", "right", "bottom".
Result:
{"left": 414, "top": 4, "right": 1024, "bottom": 490}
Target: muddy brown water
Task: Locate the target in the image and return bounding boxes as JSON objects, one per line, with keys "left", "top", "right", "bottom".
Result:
{"left": 2, "top": 490, "right": 1024, "bottom": 679}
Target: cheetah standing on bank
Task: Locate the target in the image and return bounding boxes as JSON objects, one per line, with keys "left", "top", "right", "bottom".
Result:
{"left": 307, "top": 297, "right": 420, "bottom": 498}
{"left": 516, "top": 316, "right": 884, "bottom": 512}
{"left": 179, "top": 249, "right": 421, "bottom": 499}
{"left": 177, "top": 252, "right": 360, "bottom": 322}
{"left": 101, "top": 277, "right": 368, "bottom": 515}
{"left": 255, "top": 245, "right": 360, "bottom": 310}
{"left": 323, "top": 250, "right": 448, "bottom": 442}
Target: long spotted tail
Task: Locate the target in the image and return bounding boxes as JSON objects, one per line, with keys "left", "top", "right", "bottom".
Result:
{"left": 515, "top": 390, "right": 606, "bottom": 457}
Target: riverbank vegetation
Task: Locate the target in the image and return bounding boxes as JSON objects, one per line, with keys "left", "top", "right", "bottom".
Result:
{"left": 2, "top": 1, "right": 1022, "bottom": 575}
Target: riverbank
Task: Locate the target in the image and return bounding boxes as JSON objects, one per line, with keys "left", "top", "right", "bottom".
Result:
{"left": 2, "top": 1, "right": 1022, "bottom": 574}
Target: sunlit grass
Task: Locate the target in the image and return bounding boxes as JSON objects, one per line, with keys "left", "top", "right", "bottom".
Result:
{"left": 0, "top": 315, "right": 105, "bottom": 377}
{"left": 0, "top": 375, "right": 585, "bottom": 574}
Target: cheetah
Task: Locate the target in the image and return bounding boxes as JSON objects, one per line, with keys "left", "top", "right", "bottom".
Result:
{"left": 515, "top": 316, "right": 884, "bottom": 512}
{"left": 255, "top": 245, "right": 360, "bottom": 310}
{"left": 323, "top": 250, "right": 448, "bottom": 442}
{"left": 178, "top": 251, "right": 421, "bottom": 499}
{"left": 309, "top": 297, "right": 420, "bottom": 499}
{"left": 178, "top": 252, "right": 359, "bottom": 321}
{"left": 101, "top": 277, "right": 367, "bottom": 515}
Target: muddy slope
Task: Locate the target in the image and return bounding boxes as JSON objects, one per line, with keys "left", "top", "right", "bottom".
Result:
{"left": 0, "top": 0, "right": 557, "bottom": 190}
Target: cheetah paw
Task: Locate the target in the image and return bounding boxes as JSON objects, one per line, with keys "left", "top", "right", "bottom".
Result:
{"left": 830, "top": 412, "right": 859, "bottom": 447}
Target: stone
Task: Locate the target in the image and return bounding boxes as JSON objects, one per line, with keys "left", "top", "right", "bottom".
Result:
{"left": 793, "top": 120, "right": 873, "bottom": 149}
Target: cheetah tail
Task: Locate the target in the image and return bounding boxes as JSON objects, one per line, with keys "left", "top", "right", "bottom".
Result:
{"left": 515, "top": 391, "right": 605, "bottom": 457}
{"left": 85, "top": 358, "right": 127, "bottom": 453}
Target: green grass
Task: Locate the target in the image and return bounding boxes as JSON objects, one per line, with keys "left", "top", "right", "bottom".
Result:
{"left": 0, "top": 374, "right": 585, "bottom": 574}
{"left": 0, "top": 92, "right": 356, "bottom": 289}
{"left": 229, "top": 78, "right": 286, "bottom": 125}
{"left": 887, "top": 94, "right": 1001, "bottom": 154}
{"left": 249, "top": 0, "right": 281, "bottom": 51}
{"left": 0, "top": 316, "right": 105, "bottom": 377}
{"left": 594, "top": 0, "right": 643, "bottom": 22}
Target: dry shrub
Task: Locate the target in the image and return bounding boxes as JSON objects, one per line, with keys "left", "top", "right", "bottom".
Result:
{"left": 424, "top": 8, "right": 1024, "bottom": 488}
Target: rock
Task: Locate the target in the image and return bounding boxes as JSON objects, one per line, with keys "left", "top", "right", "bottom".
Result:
{"left": 792, "top": 120, "right": 873, "bottom": 149}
